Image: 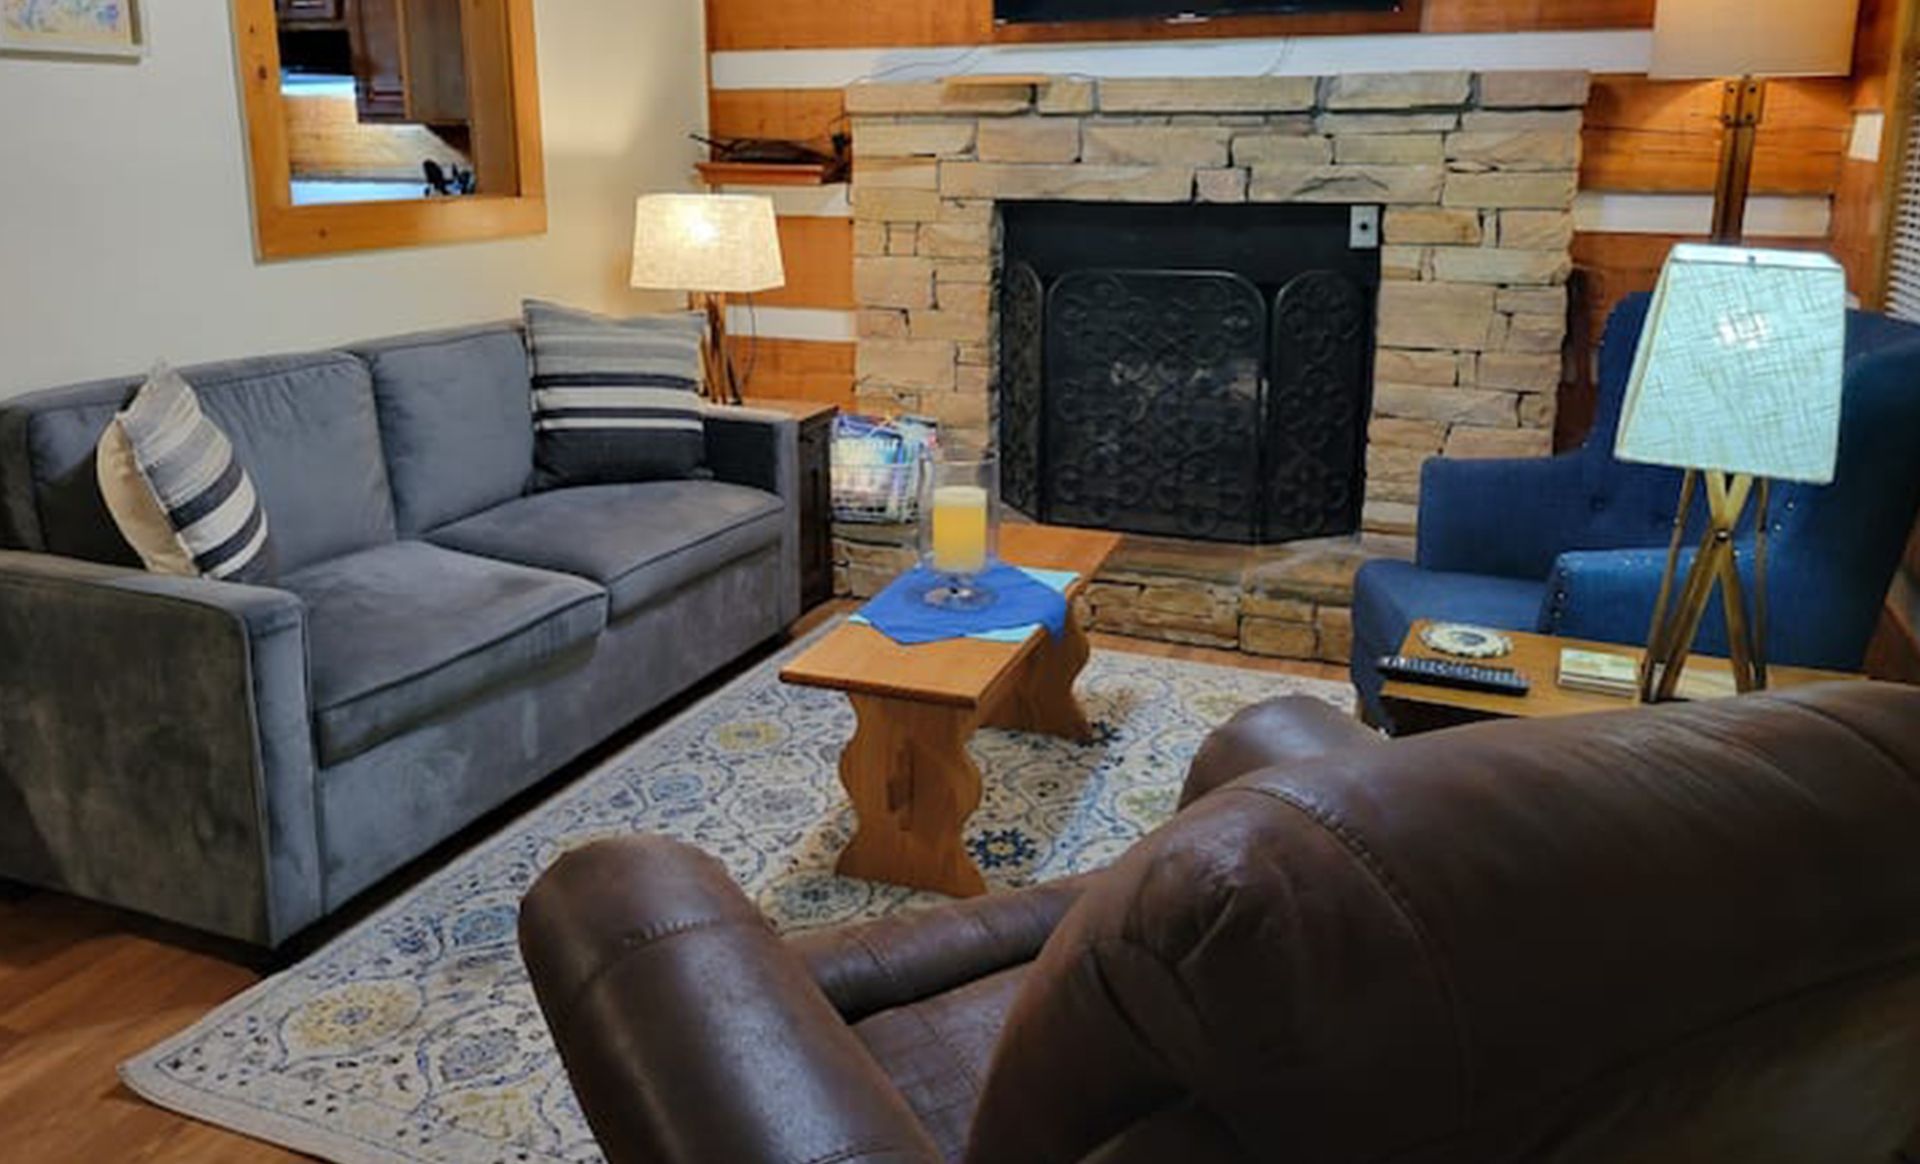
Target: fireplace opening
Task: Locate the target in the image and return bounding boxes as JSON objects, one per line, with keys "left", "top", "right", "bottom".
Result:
{"left": 998, "top": 201, "right": 1380, "bottom": 545}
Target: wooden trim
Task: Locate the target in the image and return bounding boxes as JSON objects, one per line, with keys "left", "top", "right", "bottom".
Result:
{"left": 232, "top": 0, "right": 546, "bottom": 261}
{"left": 987, "top": 0, "right": 1421, "bottom": 44}
{"left": 1870, "top": 0, "right": 1920, "bottom": 307}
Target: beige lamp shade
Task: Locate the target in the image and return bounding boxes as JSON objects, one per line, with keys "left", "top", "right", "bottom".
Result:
{"left": 630, "top": 194, "right": 786, "bottom": 295}
{"left": 1650, "top": 0, "right": 1860, "bottom": 79}
{"left": 1616, "top": 244, "right": 1847, "bottom": 484}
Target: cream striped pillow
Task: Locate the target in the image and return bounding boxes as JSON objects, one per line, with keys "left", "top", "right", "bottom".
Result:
{"left": 96, "top": 364, "right": 276, "bottom": 583}
{"left": 523, "top": 299, "right": 707, "bottom": 486}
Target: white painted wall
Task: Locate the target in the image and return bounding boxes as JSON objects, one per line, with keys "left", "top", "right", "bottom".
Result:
{"left": 0, "top": 0, "right": 708, "bottom": 398}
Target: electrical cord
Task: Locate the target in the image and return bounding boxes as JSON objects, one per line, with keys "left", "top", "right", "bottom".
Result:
{"left": 741, "top": 293, "right": 760, "bottom": 393}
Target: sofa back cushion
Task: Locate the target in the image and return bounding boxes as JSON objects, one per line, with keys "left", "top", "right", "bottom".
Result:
{"left": 350, "top": 324, "right": 535, "bottom": 534}
{"left": 0, "top": 352, "right": 396, "bottom": 573}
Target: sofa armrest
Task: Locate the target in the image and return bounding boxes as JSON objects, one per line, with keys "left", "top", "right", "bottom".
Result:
{"left": 0, "top": 551, "right": 319, "bottom": 945}
{"left": 1179, "top": 696, "right": 1381, "bottom": 810}
{"left": 705, "top": 406, "right": 801, "bottom": 625}
{"left": 520, "top": 837, "right": 942, "bottom": 1164}
{"left": 792, "top": 875, "right": 1093, "bottom": 1022}
{"left": 705, "top": 406, "right": 798, "bottom": 498}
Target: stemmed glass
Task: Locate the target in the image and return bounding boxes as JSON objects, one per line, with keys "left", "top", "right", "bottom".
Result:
{"left": 918, "top": 449, "right": 1000, "bottom": 611}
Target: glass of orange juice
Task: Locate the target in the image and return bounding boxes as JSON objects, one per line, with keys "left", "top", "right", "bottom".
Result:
{"left": 918, "top": 448, "right": 999, "bottom": 610}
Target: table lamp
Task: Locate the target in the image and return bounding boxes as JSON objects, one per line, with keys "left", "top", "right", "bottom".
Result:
{"left": 1649, "top": 0, "right": 1860, "bottom": 243}
{"left": 1616, "top": 243, "right": 1847, "bottom": 701}
{"left": 630, "top": 193, "right": 785, "bottom": 405}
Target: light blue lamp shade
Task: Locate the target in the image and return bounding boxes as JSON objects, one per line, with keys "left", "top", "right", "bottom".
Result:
{"left": 1615, "top": 244, "right": 1847, "bottom": 485}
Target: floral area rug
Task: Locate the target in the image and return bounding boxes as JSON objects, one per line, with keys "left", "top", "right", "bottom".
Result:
{"left": 122, "top": 635, "right": 1352, "bottom": 1163}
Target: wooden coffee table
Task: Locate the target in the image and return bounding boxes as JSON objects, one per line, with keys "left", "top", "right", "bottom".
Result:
{"left": 780, "top": 525, "right": 1120, "bottom": 897}
{"left": 1382, "top": 620, "right": 1857, "bottom": 735}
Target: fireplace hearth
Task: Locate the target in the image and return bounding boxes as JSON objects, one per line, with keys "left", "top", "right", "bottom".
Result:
{"left": 998, "top": 202, "right": 1378, "bottom": 545}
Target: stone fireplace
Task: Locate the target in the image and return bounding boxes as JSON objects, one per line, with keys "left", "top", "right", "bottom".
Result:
{"left": 838, "top": 69, "right": 1586, "bottom": 660}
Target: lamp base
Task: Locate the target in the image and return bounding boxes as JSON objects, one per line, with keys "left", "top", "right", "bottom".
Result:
{"left": 1639, "top": 469, "right": 1772, "bottom": 703}
{"left": 694, "top": 291, "right": 745, "bottom": 406}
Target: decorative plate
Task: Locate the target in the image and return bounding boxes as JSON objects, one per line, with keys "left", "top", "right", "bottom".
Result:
{"left": 1419, "top": 623, "right": 1514, "bottom": 659}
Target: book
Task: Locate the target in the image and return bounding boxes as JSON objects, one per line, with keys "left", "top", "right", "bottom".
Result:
{"left": 1557, "top": 648, "right": 1640, "bottom": 698}
{"left": 1556, "top": 648, "right": 1743, "bottom": 701}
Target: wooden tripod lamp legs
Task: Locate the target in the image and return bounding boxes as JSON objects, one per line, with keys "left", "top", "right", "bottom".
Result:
{"left": 1639, "top": 470, "right": 1769, "bottom": 702}
{"left": 694, "top": 291, "right": 742, "bottom": 405}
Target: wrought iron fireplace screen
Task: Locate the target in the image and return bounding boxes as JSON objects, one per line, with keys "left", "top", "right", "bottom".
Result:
{"left": 999, "top": 262, "right": 1372, "bottom": 545}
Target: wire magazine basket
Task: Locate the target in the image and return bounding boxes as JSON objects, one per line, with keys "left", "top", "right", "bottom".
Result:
{"left": 831, "top": 413, "right": 940, "bottom": 524}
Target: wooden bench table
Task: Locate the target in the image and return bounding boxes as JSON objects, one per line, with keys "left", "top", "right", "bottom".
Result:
{"left": 780, "top": 525, "right": 1120, "bottom": 896}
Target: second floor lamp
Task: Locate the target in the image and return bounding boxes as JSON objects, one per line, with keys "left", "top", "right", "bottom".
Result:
{"left": 1650, "top": 0, "right": 1862, "bottom": 243}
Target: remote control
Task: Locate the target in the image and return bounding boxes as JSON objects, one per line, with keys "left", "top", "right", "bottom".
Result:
{"left": 1377, "top": 655, "right": 1532, "bottom": 696}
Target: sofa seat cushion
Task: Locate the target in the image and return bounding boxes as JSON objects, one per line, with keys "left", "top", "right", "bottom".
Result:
{"left": 425, "top": 481, "right": 784, "bottom": 621}
{"left": 284, "top": 541, "right": 607, "bottom": 765}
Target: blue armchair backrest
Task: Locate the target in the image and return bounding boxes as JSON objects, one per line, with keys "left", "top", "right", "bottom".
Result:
{"left": 1590, "top": 293, "right": 1920, "bottom": 670}
{"left": 1586, "top": 293, "right": 1653, "bottom": 455}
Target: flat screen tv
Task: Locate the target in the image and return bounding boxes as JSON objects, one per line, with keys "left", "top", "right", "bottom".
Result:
{"left": 997, "top": 0, "right": 1400, "bottom": 22}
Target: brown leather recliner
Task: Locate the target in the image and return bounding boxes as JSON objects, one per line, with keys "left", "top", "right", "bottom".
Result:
{"left": 519, "top": 683, "right": 1920, "bottom": 1164}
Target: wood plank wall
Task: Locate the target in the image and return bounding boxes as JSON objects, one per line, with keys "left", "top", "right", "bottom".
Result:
{"left": 707, "top": 0, "right": 1878, "bottom": 408}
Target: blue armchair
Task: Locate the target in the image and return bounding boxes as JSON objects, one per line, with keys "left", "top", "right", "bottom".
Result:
{"left": 1351, "top": 293, "right": 1920, "bottom": 727}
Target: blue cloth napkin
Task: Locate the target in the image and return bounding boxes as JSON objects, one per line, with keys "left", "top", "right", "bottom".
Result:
{"left": 860, "top": 564, "right": 1071, "bottom": 646}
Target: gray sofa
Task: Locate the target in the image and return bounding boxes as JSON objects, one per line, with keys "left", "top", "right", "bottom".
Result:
{"left": 0, "top": 323, "right": 800, "bottom": 948}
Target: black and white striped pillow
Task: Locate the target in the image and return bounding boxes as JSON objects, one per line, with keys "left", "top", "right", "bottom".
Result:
{"left": 96, "top": 364, "right": 275, "bottom": 584}
{"left": 524, "top": 299, "right": 708, "bottom": 486}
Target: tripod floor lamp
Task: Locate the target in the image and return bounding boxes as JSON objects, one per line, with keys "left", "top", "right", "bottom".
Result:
{"left": 1625, "top": 0, "right": 1863, "bottom": 701}
{"left": 1616, "top": 245, "right": 1849, "bottom": 702}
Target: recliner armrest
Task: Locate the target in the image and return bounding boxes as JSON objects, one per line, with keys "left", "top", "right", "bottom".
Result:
{"left": 0, "top": 550, "right": 319, "bottom": 945}
{"left": 1180, "top": 696, "right": 1381, "bottom": 809}
{"left": 520, "top": 836, "right": 943, "bottom": 1164}
{"left": 793, "top": 875, "right": 1093, "bottom": 1022}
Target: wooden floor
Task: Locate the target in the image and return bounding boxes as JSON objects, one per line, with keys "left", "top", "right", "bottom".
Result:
{"left": 0, "top": 611, "right": 1337, "bottom": 1163}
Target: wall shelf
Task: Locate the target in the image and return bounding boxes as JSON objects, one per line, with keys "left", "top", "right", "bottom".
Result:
{"left": 696, "top": 161, "right": 837, "bottom": 186}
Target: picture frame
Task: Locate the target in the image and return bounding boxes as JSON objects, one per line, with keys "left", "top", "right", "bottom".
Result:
{"left": 1, "top": 0, "right": 145, "bottom": 59}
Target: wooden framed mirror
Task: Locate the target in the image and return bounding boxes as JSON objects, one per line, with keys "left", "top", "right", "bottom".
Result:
{"left": 232, "top": 0, "right": 545, "bottom": 260}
